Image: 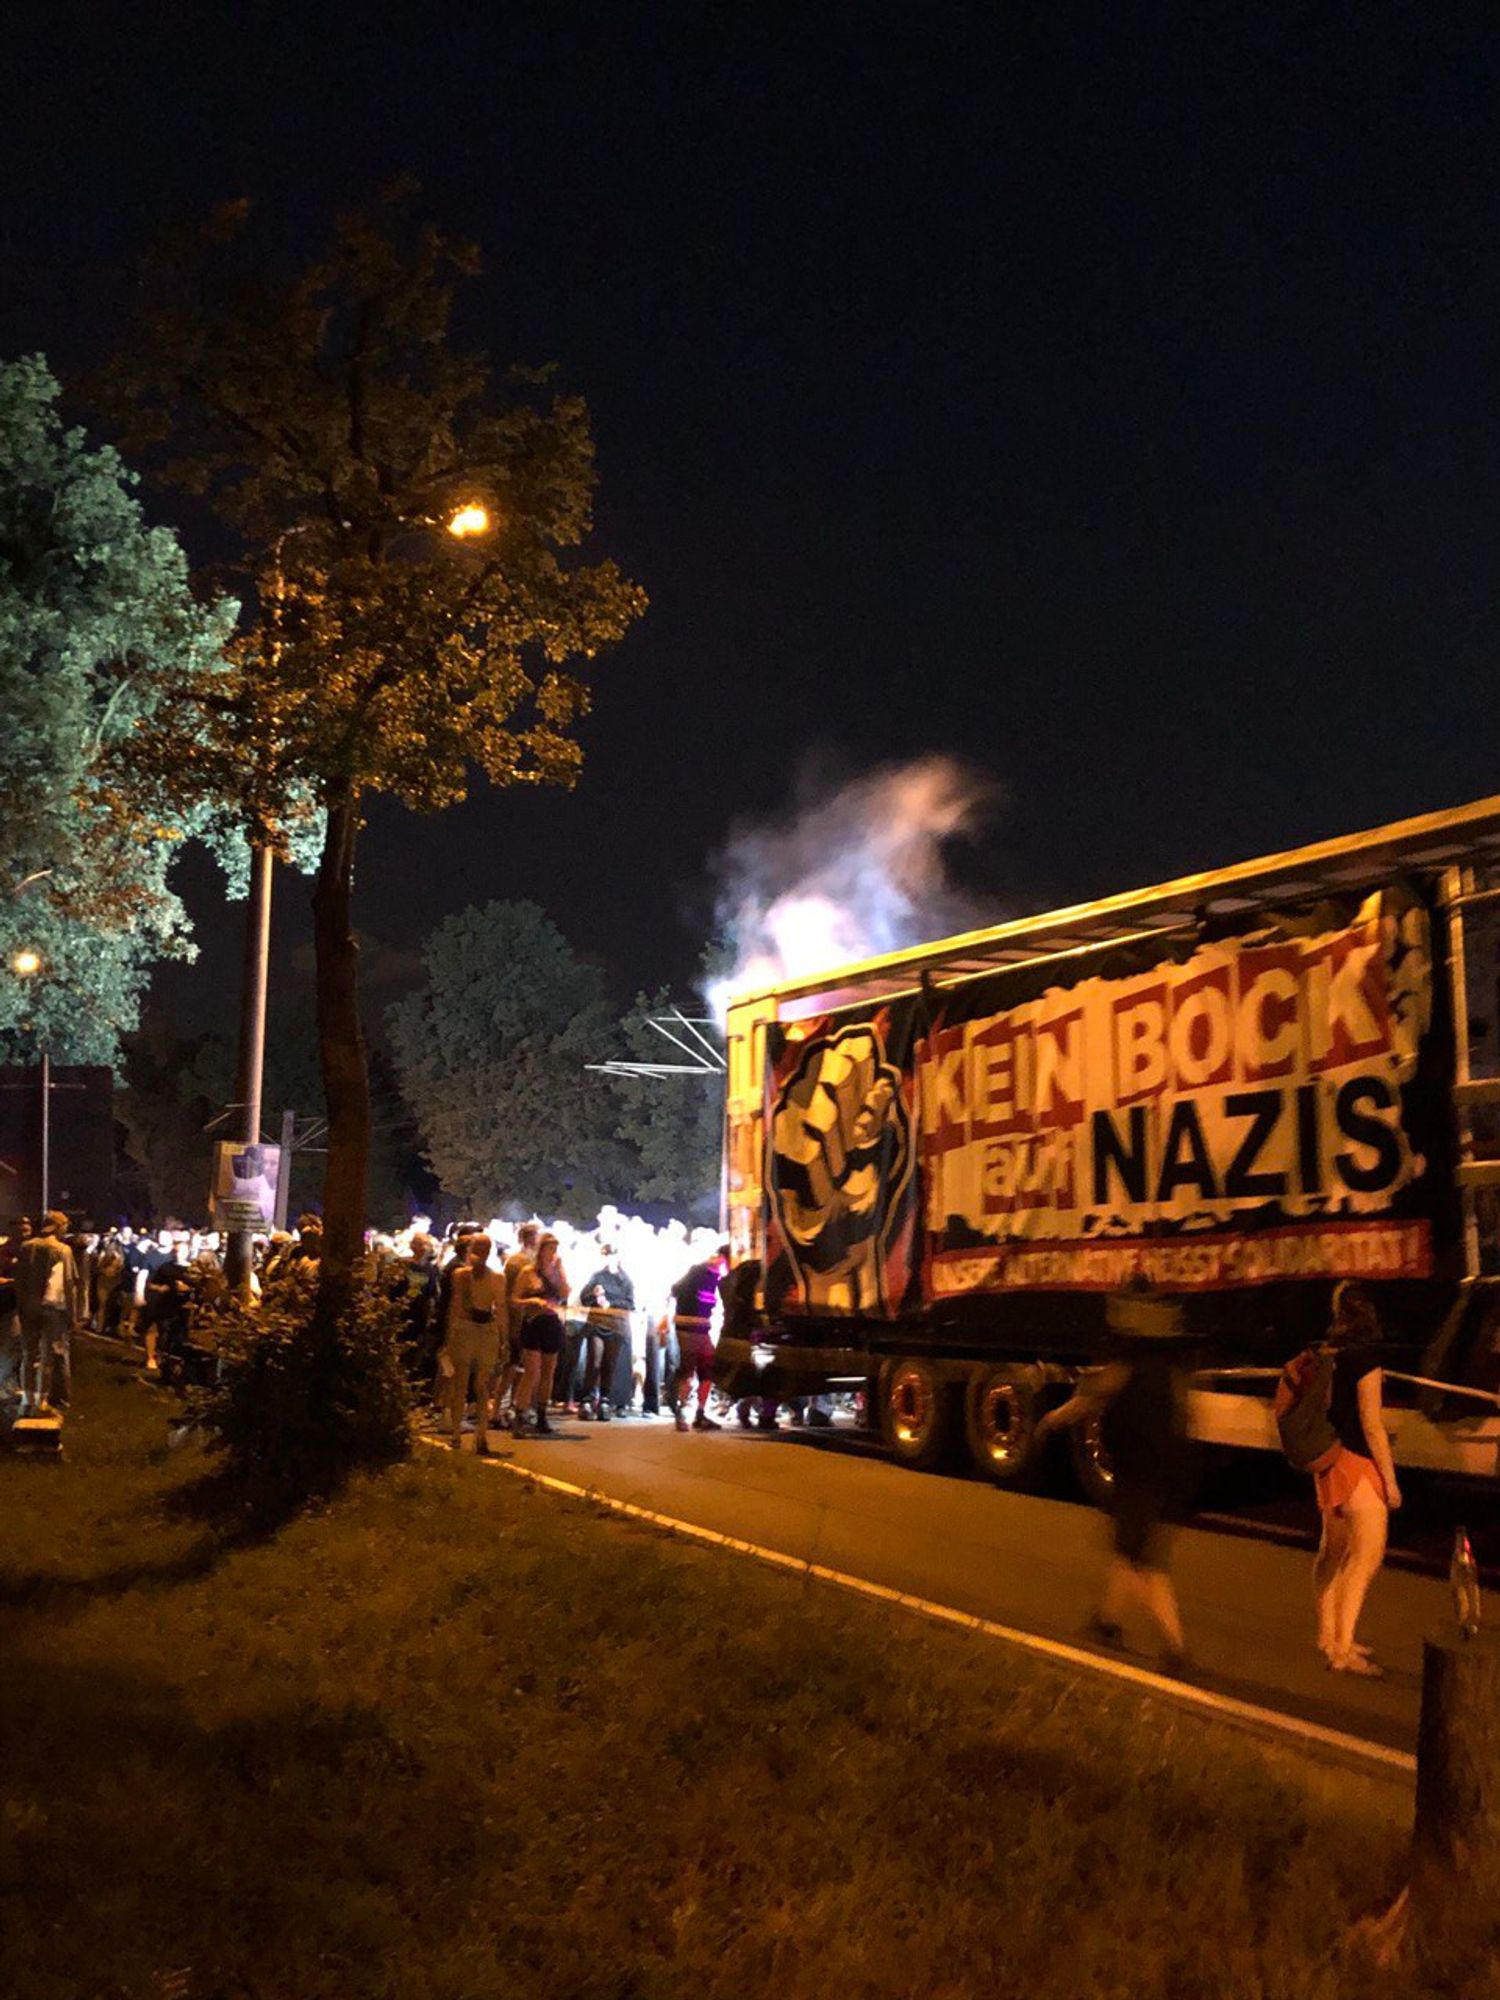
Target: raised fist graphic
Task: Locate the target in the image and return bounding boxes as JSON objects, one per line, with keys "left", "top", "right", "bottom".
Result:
{"left": 770, "top": 1024, "right": 910, "bottom": 1312}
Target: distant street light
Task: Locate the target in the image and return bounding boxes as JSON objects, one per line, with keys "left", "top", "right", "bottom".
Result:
{"left": 446, "top": 501, "right": 492, "bottom": 539}
{"left": 10, "top": 947, "right": 50, "bottom": 1212}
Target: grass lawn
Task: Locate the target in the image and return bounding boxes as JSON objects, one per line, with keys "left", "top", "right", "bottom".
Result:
{"left": 0, "top": 1350, "right": 1460, "bottom": 2000}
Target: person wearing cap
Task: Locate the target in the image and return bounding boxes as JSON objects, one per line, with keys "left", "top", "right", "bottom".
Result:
{"left": 1036, "top": 1282, "right": 1194, "bottom": 1675}
{"left": 15, "top": 1210, "right": 80, "bottom": 1415}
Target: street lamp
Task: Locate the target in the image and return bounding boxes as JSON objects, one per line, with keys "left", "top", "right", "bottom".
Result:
{"left": 446, "top": 501, "right": 492, "bottom": 539}
{"left": 11, "top": 947, "right": 49, "bottom": 1214}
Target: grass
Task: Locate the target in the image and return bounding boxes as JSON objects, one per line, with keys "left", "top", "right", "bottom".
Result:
{"left": 0, "top": 1350, "right": 1473, "bottom": 2000}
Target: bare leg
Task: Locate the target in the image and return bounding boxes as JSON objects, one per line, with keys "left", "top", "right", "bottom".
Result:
{"left": 537, "top": 1355, "right": 558, "bottom": 1412}
{"left": 1098, "top": 1558, "right": 1132, "bottom": 1628}
{"left": 448, "top": 1351, "right": 469, "bottom": 1445}
{"left": 1137, "top": 1567, "right": 1185, "bottom": 1657}
{"left": 1331, "top": 1479, "right": 1388, "bottom": 1660}
{"left": 513, "top": 1352, "right": 541, "bottom": 1421}
{"left": 1314, "top": 1508, "right": 1351, "bottom": 1655}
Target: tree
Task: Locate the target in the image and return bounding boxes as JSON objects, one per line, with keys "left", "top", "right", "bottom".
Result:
{"left": 0, "top": 356, "right": 236, "bottom": 1064}
{"left": 612, "top": 987, "right": 724, "bottom": 1222}
{"left": 103, "top": 190, "right": 645, "bottom": 1301}
{"left": 389, "top": 900, "right": 632, "bottom": 1217}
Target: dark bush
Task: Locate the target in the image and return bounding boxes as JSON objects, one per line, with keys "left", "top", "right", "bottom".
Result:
{"left": 198, "top": 1263, "right": 412, "bottom": 1515}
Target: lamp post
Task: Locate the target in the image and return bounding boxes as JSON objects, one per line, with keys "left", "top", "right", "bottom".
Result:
{"left": 223, "top": 501, "right": 495, "bottom": 1295}
{"left": 12, "top": 948, "right": 47, "bottom": 1215}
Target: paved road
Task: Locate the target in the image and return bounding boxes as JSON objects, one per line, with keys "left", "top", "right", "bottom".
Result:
{"left": 471, "top": 1414, "right": 1450, "bottom": 1752}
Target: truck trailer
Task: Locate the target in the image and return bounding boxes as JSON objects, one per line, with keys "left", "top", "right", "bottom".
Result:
{"left": 716, "top": 794, "right": 1500, "bottom": 1499}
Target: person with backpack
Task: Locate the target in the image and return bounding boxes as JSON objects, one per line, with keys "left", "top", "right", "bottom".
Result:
{"left": 1275, "top": 1280, "right": 1400, "bottom": 1677}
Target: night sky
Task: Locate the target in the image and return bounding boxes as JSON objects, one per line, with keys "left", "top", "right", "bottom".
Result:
{"left": 2, "top": 4, "right": 1497, "bottom": 1027}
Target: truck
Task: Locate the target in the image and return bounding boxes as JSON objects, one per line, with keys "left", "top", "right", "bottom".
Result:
{"left": 716, "top": 793, "right": 1500, "bottom": 1500}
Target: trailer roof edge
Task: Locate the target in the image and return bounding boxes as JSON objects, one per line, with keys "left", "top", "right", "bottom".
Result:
{"left": 728, "top": 791, "right": 1500, "bottom": 1015}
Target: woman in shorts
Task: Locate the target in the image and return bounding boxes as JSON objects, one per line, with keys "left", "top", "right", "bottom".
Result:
{"left": 511, "top": 1233, "right": 569, "bottom": 1439}
{"left": 1310, "top": 1281, "right": 1400, "bottom": 1677}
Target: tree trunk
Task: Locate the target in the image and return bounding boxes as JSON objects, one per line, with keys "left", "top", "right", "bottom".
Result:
{"left": 1411, "top": 1628, "right": 1500, "bottom": 1960}
{"left": 312, "top": 790, "right": 370, "bottom": 1317}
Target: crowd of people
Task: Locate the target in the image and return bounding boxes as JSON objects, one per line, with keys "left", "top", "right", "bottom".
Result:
{"left": 0, "top": 1203, "right": 824, "bottom": 1443}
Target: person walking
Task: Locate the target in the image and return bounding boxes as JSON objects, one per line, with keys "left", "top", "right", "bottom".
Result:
{"left": 672, "top": 1245, "right": 729, "bottom": 1433}
{"left": 511, "top": 1233, "right": 569, "bottom": 1438}
{"left": 443, "top": 1233, "right": 504, "bottom": 1454}
{"left": 1036, "top": 1285, "right": 1194, "bottom": 1674}
{"left": 15, "top": 1211, "right": 80, "bottom": 1415}
{"left": 1277, "top": 1280, "right": 1398, "bottom": 1677}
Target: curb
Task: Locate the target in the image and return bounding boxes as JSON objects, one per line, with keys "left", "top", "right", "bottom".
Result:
{"left": 420, "top": 1435, "right": 1416, "bottom": 1786}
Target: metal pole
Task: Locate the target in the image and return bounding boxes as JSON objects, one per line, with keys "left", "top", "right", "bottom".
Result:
{"left": 224, "top": 842, "right": 274, "bottom": 1295}
{"left": 39, "top": 1046, "right": 49, "bottom": 1217}
{"left": 273, "top": 1107, "right": 295, "bottom": 1234}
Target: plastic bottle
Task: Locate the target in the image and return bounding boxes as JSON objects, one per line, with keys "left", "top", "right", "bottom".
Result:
{"left": 1450, "top": 1526, "right": 1482, "bottom": 1640}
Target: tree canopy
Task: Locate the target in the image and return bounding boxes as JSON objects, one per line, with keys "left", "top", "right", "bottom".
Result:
{"left": 613, "top": 988, "right": 724, "bottom": 1222}
{"left": 0, "top": 356, "right": 236, "bottom": 1065}
{"left": 103, "top": 189, "right": 646, "bottom": 1284}
{"left": 389, "top": 900, "right": 633, "bottom": 1218}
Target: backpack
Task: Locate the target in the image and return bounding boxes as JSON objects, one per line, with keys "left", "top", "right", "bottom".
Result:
{"left": 1275, "top": 1345, "right": 1341, "bottom": 1473}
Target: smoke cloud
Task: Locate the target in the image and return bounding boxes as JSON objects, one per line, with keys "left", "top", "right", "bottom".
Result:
{"left": 708, "top": 756, "right": 998, "bottom": 1018}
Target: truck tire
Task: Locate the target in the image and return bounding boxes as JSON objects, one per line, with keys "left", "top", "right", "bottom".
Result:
{"left": 881, "top": 1358, "right": 959, "bottom": 1471}
{"left": 1068, "top": 1412, "right": 1115, "bottom": 1509}
{"left": 964, "top": 1364, "right": 1044, "bottom": 1488}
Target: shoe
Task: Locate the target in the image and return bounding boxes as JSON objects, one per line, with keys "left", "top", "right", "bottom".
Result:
{"left": 693, "top": 1411, "right": 721, "bottom": 1432}
{"left": 1084, "top": 1615, "right": 1125, "bottom": 1650}
{"left": 806, "top": 1409, "right": 834, "bottom": 1428}
{"left": 1160, "top": 1649, "right": 1192, "bottom": 1679}
{"left": 534, "top": 1415, "right": 556, "bottom": 1438}
{"left": 578, "top": 1404, "right": 595, "bottom": 1421}
{"left": 511, "top": 1412, "right": 530, "bottom": 1439}
{"left": 144, "top": 1360, "right": 160, "bottom": 1377}
{"left": 599, "top": 1404, "right": 613, "bottom": 1422}
{"left": 675, "top": 1409, "right": 690, "bottom": 1432}
{"left": 565, "top": 1402, "right": 579, "bottom": 1417}
{"left": 1327, "top": 1651, "right": 1384, "bottom": 1678}
{"left": 475, "top": 1436, "right": 493, "bottom": 1457}
{"left": 756, "top": 1412, "right": 781, "bottom": 1431}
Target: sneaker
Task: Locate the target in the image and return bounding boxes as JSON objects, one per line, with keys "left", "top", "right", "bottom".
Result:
{"left": 475, "top": 1437, "right": 493, "bottom": 1458}
{"left": 756, "top": 1412, "right": 781, "bottom": 1431}
{"left": 578, "top": 1404, "right": 595, "bottom": 1421}
{"left": 675, "top": 1409, "right": 690, "bottom": 1432}
{"left": 693, "top": 1411, "right": 721, "bottom": 1432}
{"left": 511, "top": 1412, "right": 530, "bottom": 1439}
{"left": 806, "top": 1408, "right": 834, "bottom": 1429}
{"left": 565, "top": 1402, "right": 579, "bottom": 1417}
{"left": 735, "top": 1401, "right": 755, "bottom": 1427}
{"left": 599, "top": 1403, "right": 613, "bottom": 1422}
{"left": 534, "top": 1414, "right": 556, "bottom": 1438}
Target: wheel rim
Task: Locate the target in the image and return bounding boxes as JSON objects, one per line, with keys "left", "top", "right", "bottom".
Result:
{"left": 976, "top": 1377, "right": 1032, "bottom": 1472}
{"left": 1080, "top": 1413, "right": 1114, "bottom": 1490}
{"left": 888, "top": 1364, "right": 935, "bottom": 1450}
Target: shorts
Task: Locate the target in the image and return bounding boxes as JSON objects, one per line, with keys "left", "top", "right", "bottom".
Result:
{"left": 521, "top": 1308, "right": 563, "bottom": 1357}
{"left": 1110, "top": 1477, "right": 1172, "bottom": 1570}
{"left": 1314, "top": 1447, "right": 1382, "bottom": 1513}
{"left": 678, "top": 1329, "right": 715, "bottom": 1383}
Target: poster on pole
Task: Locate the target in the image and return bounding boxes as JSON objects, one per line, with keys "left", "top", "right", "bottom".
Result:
{"left": 211, "top": 1141, "right": 281, "bottom": 1231}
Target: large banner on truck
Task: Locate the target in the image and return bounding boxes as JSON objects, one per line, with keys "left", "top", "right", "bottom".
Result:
{"left": 921, "top": 888, "right": 1437, "bottom": 1294}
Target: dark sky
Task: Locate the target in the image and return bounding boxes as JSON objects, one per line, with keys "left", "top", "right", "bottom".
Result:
{"left": 3, "top": 3, "right": 1497, "bottom": 1027}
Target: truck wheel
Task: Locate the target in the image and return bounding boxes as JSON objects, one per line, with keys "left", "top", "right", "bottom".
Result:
{"left": 964, "top": 1365, "right": 1044, "bottom": 1488}
{"left": 1069, "top": 1412, "right": 1115, "bottom": 1509}
{"left": 881, "top": 1358, "right": 959, "bottom": 1471}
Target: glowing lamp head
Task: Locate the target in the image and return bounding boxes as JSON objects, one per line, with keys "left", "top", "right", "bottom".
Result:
{"left": 12, "top": 949, "right": 42, "bottom": 979}
{"left": 447, "top": 502, "right": 491, "bottom": 540}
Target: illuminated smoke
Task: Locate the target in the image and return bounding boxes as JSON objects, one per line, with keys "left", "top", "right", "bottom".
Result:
{"left": 708, "top": 756, "right": 997, "bottom": 1018}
